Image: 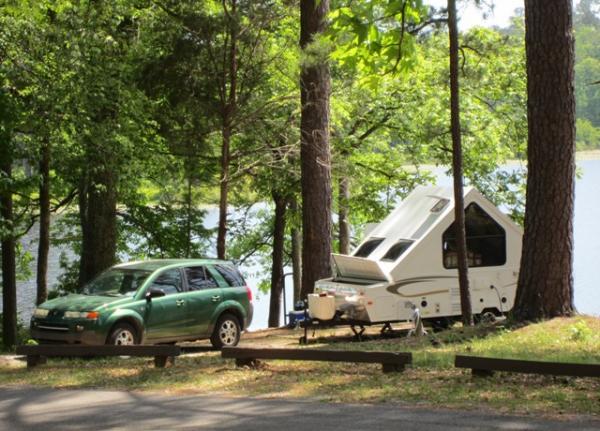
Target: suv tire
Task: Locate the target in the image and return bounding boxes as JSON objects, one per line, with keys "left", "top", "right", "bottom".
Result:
{"left": 210, "top": 313, "right": 241, "bottom": 349}
{"left": 107, "top": 322, "right": 139, "bottom": 345}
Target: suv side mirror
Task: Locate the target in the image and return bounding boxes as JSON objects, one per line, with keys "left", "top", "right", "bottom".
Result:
{"left": 145, "top": 288, "right": 166, "bottom": 302}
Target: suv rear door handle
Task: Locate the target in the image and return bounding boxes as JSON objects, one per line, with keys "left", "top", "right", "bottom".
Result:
{"left": 176, "top": 299, "right": 185, "bottom": 306}
{"left": 211, "top": 295, "right": 221, "bottom": 302}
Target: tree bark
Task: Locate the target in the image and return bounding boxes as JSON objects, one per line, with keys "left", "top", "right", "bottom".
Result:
{"left": 513, "top": 0, "right": 576, "bottom": 320}
{"left": 268, "top": 192, "right": 287, "bottom": 327}
{"left": 1, "top": 155, "right": 17, "bottom": 349}
{"left": 217, "top": 0, "right": 238, "bottom": 260}
{"left": 448, "top": 0, "right": 473, "bottom": 326}
{"left": 338, "top": 175, "right": 350, "bottom": 255}
{"left": 185, "top": 170, "right": 192, "bottom": 258}
{"left": 299, "top": 0, "right": 333, "bottom": 300}
{"left": 36, "top": 139, "right": 51, "bottom": 305}
{"left": 217, "top": 126, "right": 230, "bottom": 260}
{"left": 78, "top": 168, "right": 118, "bottom": 286}
{"left": 290, "top": 198, "right": 302, "bottom": 303}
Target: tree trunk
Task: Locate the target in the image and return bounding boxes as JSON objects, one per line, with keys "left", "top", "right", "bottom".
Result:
{"left": 268, "top": 192, "right": 287, "bottom": 327}
{"left": 299, "top": 0, "right": 332, "bottom": 300}
{"left": 290, "top": 198, "right": 302, "bottom": 303}
{"left": 217, "top": 127, "right": 230, "bottom": 260}
{"left": 513, "top": 0, "right": 576, "bottom": 320}
{"left": 78, "top": 168, "right": 118, "bottom": 286}
{"left": 1, "top": 155, "right": 17, "bottom": 349}
{"left": 185, "top": 170, "right": 192, "bottom": 258}
{"left": 338, "top": 175, "right": 350, "bottom": 255}
{"left": 217, "top": 0, "right": 238, "bottom": 260}
{"left": 448, "top": 0, "right": 473, "bottom": 326}
{"left": 36, "top": 139, "right": 51, "bottom": 305}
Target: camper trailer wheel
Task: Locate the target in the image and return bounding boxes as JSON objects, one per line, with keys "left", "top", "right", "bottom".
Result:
{"left": 477, "top": 311, "right": 497, "bottom": 325}
{"left": 430, "top": 318, "right": 452, "bottom": 332}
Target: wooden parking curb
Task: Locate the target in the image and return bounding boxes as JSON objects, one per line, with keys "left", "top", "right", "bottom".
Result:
{"left": 455, "top": 355, "right": 600, "bottom": 378}
{"left": 16, "top": 345, "right": 181, "bottom": 369}
{"left": 222, "top": 347, "right": 412, "bottom": 373}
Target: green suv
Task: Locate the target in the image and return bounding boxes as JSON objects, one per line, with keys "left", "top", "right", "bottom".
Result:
{"left": 30, "top": 259, "right": 253, "bottom": 348}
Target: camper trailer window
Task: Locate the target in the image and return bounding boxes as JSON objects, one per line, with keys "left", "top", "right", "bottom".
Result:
{"left": 353, "top": 237, "right": 385, "bottom": 258}
{"left": 442, "top": 203, "right": 506, "bottom": 268}
{"left": 381, "top": 240, "right": 414, "bottom": 262}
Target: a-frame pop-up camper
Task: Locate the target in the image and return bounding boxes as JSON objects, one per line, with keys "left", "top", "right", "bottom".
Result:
{"left": 307, "top": 186, "right": 523, "bottom": 327}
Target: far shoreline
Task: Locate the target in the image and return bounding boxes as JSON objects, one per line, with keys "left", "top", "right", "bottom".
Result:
{"left": 409, "top": 150, "right": 600, "bottom": 171}
{"left": 576, "top": 149, "right": 600, "bottom": 160}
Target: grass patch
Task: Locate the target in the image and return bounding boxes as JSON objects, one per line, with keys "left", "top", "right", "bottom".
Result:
{"left": 1, "top": 316, "right": 599, "bottom": 417}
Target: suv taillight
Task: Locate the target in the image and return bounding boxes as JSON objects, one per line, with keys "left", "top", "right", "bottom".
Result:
{"left": 245, "top": 286, "right": 253, "bottom": 302}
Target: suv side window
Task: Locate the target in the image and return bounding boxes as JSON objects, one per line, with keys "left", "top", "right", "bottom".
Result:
{"left": 214, "top": 264, "right": 245, "bottom": 287}
{"left": 149, "top": 268, "right": 183, "bottom": 295}
{"left": 185, "top": 266, "right": 219, "bottom": 290}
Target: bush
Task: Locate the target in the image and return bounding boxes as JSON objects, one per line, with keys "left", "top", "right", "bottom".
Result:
{"left": 576, "top": 118, "right": 600, "bottom": 150}
{"left": 569, "top": 319, "right": 592, "bottom": 341}
{"left": 0, "top": 312, "right": 31, "bottom": 350}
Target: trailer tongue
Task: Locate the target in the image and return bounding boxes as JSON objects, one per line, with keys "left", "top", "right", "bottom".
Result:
{"left": 308, "top": 254, "right": 389, "bottom": 322}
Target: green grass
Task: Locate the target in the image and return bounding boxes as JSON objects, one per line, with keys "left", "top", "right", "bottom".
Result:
{"left": 1, "top": 316, "right": 599, "bottom": 417}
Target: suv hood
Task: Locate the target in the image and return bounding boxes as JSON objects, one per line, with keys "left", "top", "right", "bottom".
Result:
{"left": 40, "top": 294, "right": 133, "bottom": 312}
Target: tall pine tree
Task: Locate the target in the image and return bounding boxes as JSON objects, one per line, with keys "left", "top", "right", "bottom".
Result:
{"left": 514, "top": 0, "right": 576, "bottom": 320}
{"left": 299, "top": 0, "right": 333, "bottom": 299}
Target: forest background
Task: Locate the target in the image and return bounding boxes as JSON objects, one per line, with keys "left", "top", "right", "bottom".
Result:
{"left": 1, "top": 0, "right": 599, "bottom": 340}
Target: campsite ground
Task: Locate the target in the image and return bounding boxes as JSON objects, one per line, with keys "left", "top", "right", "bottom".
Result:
{"left": 0, "top": 316, "right": 599, "bottom": 419}
{"left": 3, "top": 386, "right": 600, "bottom": 431}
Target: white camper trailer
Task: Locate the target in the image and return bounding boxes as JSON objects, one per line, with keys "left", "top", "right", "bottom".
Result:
{"left": 308, "top": 186, "right": 522, "bottom": 328}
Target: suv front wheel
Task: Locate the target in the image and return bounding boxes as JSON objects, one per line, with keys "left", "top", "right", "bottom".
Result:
{"left": 210, "top": 314, "right": 240, "bottom": 349}
{"left": 107, "top": 322, "right": 139, "bottom": 345}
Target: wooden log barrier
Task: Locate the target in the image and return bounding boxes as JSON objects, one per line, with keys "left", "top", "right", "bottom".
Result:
{"left": 222, "top": 347, "right": 412, "bottom": 373}
{"left": 455, "top": 355, "right": 600, "bottom": 378}
{"left": 16, "top": 344, "right": 181, "bottom": 369}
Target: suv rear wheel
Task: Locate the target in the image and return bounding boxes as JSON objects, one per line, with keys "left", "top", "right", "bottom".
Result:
{"left": 210, "top": 314, "right": 240, "bottom": 349}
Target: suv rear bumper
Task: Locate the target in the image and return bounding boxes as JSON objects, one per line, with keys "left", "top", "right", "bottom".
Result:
{"left": 245, "top": 304, "right": 254, "bottom": 329}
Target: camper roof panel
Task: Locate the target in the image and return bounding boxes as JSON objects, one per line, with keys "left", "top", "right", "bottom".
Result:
{"left": 361, "top": 187, "right": 455, "bottom": 261}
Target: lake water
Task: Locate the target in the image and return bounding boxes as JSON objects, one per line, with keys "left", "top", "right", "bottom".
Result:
{"left": 3, "top": 159, "right": 599, "bottom": 330}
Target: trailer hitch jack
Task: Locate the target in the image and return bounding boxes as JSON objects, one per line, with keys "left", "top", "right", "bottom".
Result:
{"left": 351, "top": 325, "right": 366, "bottom": 341}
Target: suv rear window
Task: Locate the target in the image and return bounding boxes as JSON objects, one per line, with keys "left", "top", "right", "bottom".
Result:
{"left": 185, "top": 267, "right": 218, "bottom": 290}
{"left": 214, "top": 264, "right": 246, "bottom": 287}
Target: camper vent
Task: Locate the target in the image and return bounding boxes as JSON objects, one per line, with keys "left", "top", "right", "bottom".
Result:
{"left": 430, "top": 198, "right": 449, "bottom": 213}
{"left": 450, "top": 287, "right": 461, "bottom": 313}
{"left": 411, "top": 198, "right": 450, "bottom": 239}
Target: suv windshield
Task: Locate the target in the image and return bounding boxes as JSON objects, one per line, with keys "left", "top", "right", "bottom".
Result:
{"left": 83, "top": 268, "right": 152, "bottom": 296}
